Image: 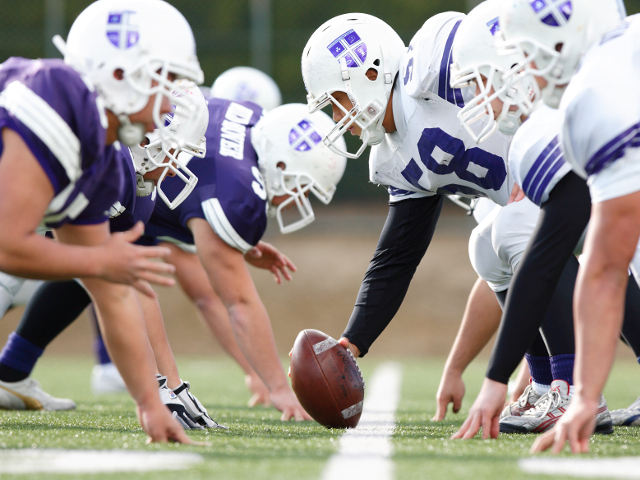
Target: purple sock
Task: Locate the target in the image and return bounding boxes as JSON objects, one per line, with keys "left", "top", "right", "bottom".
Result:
{"left": 94, "top": 336, "right": 112, "bottom": 365}
{"left": 550, "top": 354, "right": 575, "bottom": 385}
{"left": 525, "top": 354, "right": 553, "bottom": 386}
{"left": 0, "top": 332, "right": 44, "bottom": 375}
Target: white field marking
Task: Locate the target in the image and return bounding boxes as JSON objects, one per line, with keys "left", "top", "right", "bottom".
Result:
{"left": 520, "top": 457, "right": 640, "bottom": 479}
{"left": 321, "top": 362, "right": 403, "bottom": 480}
{"left": 0, "top": 449, "right": 203, "bottom": 474}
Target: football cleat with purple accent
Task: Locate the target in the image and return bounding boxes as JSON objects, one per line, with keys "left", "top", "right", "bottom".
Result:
{"left": 0, "top": 377, "right": 76, "bottom": 411}
{"left": 610, "top": 396, "right": 640, "bottom": 426}
{"left": 500, "top": 380, "right": 543, "bottom": 419}
{"left": 499, "top": 380, "right": 614, "bottom": 434}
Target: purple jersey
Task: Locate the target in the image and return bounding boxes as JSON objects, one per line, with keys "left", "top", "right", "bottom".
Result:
{"left": 108, "top": 147, "right": 156, "bottom": 233}
{"left": 145, "top": 98, "right": 266, "bottom": 253}
{"left": 0, "top": 57, "right": 119, "bottom": 228}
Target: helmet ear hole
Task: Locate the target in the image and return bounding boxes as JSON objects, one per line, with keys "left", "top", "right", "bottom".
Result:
{"left": 277, "top": 161, "right": 286, "bottom": 170}
{"left": 113, "top": 68, "right": 124, "bottom": 80}
{"left": 554, "top": 42, "right": 563, "bottom": 53}
{"left": 365, "top": 68, "right": 378, "bottom": 81}
{"left": 373, "top": 59, "right": 380, "bottom": 66}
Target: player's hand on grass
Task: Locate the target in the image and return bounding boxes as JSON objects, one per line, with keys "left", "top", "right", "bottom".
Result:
{"left": 451, "top": 378, "right": 507, "bottom": 440}
{"left": 338, "top": 337, "right": 361, "bottom": 358}
{"left": 245, "top": 241, "right": 297, "bottom": 284}
{"left": 432, "top": 369, "right": 465, "bottom": 421}
{"left": 530, "top": 395, "right": 598, "bottom": 454}
{"left": 99, "top": 222, "right": 176, "bottom": 297}
{"left": 245, "top": 374, "right": 271, "bottom": 407}
{"left": 270, "top": 386, "right": 313, "bottom": 421}
{"left": 137, "top": 402, "right": 193, "bottom": 444}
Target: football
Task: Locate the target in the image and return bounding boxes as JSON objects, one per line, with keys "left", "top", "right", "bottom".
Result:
{"left": 289, "top": 329, "right": 365, "bottom": 429}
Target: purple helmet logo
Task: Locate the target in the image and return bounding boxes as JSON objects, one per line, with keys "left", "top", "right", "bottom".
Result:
{"left": 486, "top": 17, "right": 500, "bottom": 36}
{"left": 107, "top": 11, "right": 140, "bottom": 49}
{"left": 529, "top": 0, "right": 572, "bottom": 27}
{"left": 327, "top": 29, "right": 368, "bottom": 68}
{"left": 289, "top": 119, "right": 322, "bottom": 152}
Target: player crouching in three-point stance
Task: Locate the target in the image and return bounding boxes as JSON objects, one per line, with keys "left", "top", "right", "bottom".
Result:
{"left": 0, "top": 0, "right": 204, "bottom": 442}
{"left": 142, "top": 102, "right": 346, "bottom": 421}
{"left": 301, "top": 11, "right": 519, "bottom": 375}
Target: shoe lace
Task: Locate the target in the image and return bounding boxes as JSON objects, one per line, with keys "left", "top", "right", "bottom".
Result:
{"left": 517, "top": 385, "right": 534, "bottom": 407}
{"left": 529, "top": 389, "right": 562, "bottom": 418}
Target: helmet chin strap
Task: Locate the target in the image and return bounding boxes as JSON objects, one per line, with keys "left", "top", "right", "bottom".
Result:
{"left": 136, "top": 173, "right": 155, "bottom": 197}
{"left": 117, "top": 114, "right": 146, "bottom": 147}
{"left": 497, "top": 111, "right": 521, "bottom": 136}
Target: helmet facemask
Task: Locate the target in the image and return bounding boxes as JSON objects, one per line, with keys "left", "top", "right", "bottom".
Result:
{"left": 130, "top": 80, "right": 208, "bottom": 209}
{"left": 452, "top": 62, "right": 538, "bottom": 143}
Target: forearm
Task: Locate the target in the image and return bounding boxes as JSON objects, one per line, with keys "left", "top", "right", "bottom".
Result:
{"left": 486, "top": 173, "right": 591, "bottom": 383}
{"left": 343, "top": 195, "right": 444, "bottom": 355}
{"left": 227, "top": 300, "right": 289, "bottom": 392}
{"left": 138, "top": 292, "right": 180, "bottom": 388}
{"left": 85, "top": 279, "right": 160, "bottom": 408}
{"left": 0, "top": 232, "right": 102, "bottom": 280}
{"left": 444, "top": 278, "right": 502, "bottom": 376}
{"left": 574, "top": 264, "right": 627, "bottom": 400}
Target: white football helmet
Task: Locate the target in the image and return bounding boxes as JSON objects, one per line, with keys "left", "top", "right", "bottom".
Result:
{"left": 55, "top": 0, "right": 204, "bottom": 146}
{"left": 302, "top": 13, "right": 405, "bottom": 159}
{"left": 499, "top": 0, "right": 625, "bottom": 108}
{"left": 130, "top": 80, "right": 209, "bottom": 209}
{"left": 251, "top": 104, "right": 347, "bottom": 234}
{"left": 450, "top": 0, "right": 538, "bottom": 143}
{"left": 211, "top": 67, "right": 282, "bottom": 112}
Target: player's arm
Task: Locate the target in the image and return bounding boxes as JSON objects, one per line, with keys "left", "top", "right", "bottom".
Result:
{"left": 188, "top": 217, "right": 311, "bottom": 421}
{"left": 0, "top": 128, "right": 174, "bottom": 295}
{"left": 341, "top": 195, "right": 444, "bottom": 356}
{"left": 433, "top": 277, "right": 502, "bottom": 421}
{"left": 55, "top": 222, "right": 189, "bottom": 443}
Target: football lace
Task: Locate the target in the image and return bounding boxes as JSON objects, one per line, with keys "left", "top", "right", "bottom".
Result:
{"left": 346, "top": 348, "right": 366, "bottom": 390}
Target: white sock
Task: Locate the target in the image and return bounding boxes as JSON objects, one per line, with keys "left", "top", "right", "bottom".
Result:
{"left": 531, "top": 381, "right": 550, "bottom": 396}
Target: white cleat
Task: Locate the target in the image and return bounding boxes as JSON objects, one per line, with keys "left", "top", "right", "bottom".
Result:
{"left": 0, "top": 377, "right": 76, "bottom": 411}
{"left": 610, "top": 396, "right": 640, "bottom": 426}
{"left": 500, "top": 380, "right": 543, "bottom": 419}
{"left": 91, "top": 363, "right": 127, "bottom": 395}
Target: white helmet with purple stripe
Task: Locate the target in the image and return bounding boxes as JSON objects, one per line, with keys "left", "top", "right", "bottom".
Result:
{"left": 251, "top": 104, "right": 347, "bottom": 234}
{"left": 130, "top": 80, "right": 209, "bottom": 209}
{"left": 499, "top": 0, "right": 625, "bottom": 108}
{"left": 57, "top": 0, "right": 204, "bottom": 146}
{"left": 301, "top": 13, "right": 405, "bottom": 159}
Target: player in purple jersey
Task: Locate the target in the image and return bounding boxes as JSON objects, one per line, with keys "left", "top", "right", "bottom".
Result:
{"left": 143, "top": 101, "right": 346, "bottom": 420}
{"left": 0, "top": 0, "right": 206, "bottom": 442}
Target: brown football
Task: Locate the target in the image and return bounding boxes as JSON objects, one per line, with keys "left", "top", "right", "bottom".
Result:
{"left": 290, "top": 329, "right": 365, "bottom": 429}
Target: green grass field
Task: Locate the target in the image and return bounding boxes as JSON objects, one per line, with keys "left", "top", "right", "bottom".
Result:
{"left": 1, "top": 357, "right": 639, "bottom": 479}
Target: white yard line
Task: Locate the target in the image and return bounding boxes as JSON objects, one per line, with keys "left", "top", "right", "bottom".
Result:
{"left": 321, "top": 362, "right": 403, "bottom": 480}
{"left": 520, "top": 457, "right": 640, "bottom": 479}
{"left": 0, "top": 449, "right": 203, "bottom": 474}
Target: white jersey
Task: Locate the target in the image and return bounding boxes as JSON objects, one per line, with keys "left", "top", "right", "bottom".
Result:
{"left": 509, "top": 105, "right": 571, "bottom": 206}
{"left": 560, "top": 15, "right": 640, "bottom": 203}
{"left": 369, "top": 12, "right": 514, "bottom": 205}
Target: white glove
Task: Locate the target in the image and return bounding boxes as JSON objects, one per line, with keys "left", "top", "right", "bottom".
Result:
{"left": 173, "top": 380, "right": 228, "bottom": 429}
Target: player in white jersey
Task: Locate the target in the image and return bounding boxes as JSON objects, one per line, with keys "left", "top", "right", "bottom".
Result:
{"left": 528, "top": 13, "right": 640, "bottom": 453}
{"left": 301, "top": 11, "right": 519, "bottom": 361}
{"left": 446, "top": 0, "right": 627, "bottom": 446}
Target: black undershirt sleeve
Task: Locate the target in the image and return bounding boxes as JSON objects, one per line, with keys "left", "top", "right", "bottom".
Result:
{"left": 342, "top": 194, "right": 444, "bottom": 356}
{"left": 486, "top": 172, "right": 591, "bottom": 384}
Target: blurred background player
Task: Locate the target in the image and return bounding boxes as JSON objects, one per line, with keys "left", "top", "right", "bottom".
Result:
{"left": 211, "top": 66, "right": 282, "bottom": 112}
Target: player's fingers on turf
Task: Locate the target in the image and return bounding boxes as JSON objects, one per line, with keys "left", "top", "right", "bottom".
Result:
{"left": 481, "top": 412, "right": 494, "bottom": 440}
{"left": 567, "top": 424, "right": 583, "bottom": 454}
{"left": 552, "top": 424, "right": 570, "bottom": 454}
{"left": 463, "top": 413, "right": 483, "bottom": 439}
{"left": 452, "top": 394, "right": 463, "bottom": 414}
{"left": 451, "top": 414, "right": 473, "bottom": 439}
{"left": 280, "top": 410, "right": 293, "bottom": 421}
{"left": 170, "top": 427, "right": 193, "bottom": 444}
{"left": 530, "top": 430, "right": 555, "bottom": 453}
{"left": 432, "top": 396, "right": 449, "bottom": 421}
{"left": 490, "top": 414, "right": 500, "bottom": 439}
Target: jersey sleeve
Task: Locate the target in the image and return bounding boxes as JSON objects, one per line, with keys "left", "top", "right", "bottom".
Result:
{"left": 400, "top": 12, "right": 472, "bottom": 106}
{"left": 0, "top": 59, "right": 105, "bottom": 195}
